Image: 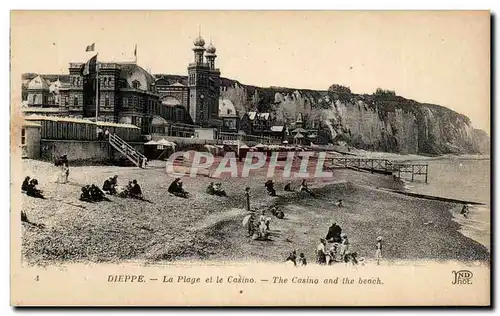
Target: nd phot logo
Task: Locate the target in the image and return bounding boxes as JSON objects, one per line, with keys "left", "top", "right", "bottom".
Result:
{"left": 451, "top": 270, "right": 473, "bottom": 285}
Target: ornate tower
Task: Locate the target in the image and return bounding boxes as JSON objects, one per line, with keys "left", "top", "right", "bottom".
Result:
{"left": 188, "top": 35, "right": 211, "bottom": 125}
{"left": 205, "top": 42, "right": 221, "bottom": 120}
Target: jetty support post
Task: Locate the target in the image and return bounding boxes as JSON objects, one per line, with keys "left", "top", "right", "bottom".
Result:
{"left": 371, "top": 160, "right": 374, "bottom": 173}
{"left": 411, "top": 165, "right": 415, "bottom": 182}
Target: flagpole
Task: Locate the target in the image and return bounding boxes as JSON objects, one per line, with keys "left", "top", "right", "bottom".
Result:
{"left": 95, "top": 52, "right": 99, "bottom": 123}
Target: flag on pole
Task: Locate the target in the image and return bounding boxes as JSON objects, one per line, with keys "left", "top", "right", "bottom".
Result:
{"left": 81, "top": 54, "right": 98, "bottom": 76}
{"left": 85, "top": 43, "right": 95, "bottom": 52}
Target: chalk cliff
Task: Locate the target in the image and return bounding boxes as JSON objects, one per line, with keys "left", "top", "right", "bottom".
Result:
{"left": 217, "top": 79, "right": 488, "bottom": 156}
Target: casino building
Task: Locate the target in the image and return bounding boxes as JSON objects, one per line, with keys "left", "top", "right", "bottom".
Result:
{"left": 23, "top": 34, "right": 223, "bottom": 134}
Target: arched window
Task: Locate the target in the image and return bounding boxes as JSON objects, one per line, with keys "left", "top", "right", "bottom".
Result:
{"left": 74, "top": 96, "right": 78, "bottom": 106}
{"left": 132, "top": 80, "right": 141, "bottom": 89}
{"left": 105, "top": 94, "right": 110, "bottom": 106}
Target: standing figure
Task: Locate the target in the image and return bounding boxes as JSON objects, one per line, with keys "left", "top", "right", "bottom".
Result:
{"left": 375, "top": 236, "right": 383, "bottom": 265}
{"left": 316, "top": 238, "right": 327, "bottom": 265}
{"left": 245, "top": 187, "right": 251, "bottom": 212}
{"left": 340, "top": 233, "right": 350, "bottom": 260}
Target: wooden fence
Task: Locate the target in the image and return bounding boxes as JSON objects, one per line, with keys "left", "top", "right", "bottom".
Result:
{"left": 23, "top": 116, "right": 142, "bottom": 142}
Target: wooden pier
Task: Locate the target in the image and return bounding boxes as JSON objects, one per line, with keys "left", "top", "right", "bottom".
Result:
{"left": 329, "top": 157, "right": 429, "bottom": 183}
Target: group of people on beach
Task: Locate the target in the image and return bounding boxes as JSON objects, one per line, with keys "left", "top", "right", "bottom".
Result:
{"left": 22, "top": 176, "right": 45, "bottom": 199}
{"left": 101, "top": 175, "right": 144, "bottom": 200}
{"left": 267, "top": 179, "right": 316, "bottom": 197}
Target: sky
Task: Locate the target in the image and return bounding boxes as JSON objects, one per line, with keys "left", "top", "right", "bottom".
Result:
{"left": 11, "top": 11, "right": 490, "bottom": 133}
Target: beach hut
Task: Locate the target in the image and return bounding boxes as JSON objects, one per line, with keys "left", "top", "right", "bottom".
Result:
{"left": 145, "top": 139, "right": 176, "bottom": 160}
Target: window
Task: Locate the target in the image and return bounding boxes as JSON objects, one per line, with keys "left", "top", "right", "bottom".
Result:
{"left": 74, "top": 96, "right": 78, "bottom": 106}
{"left": 105, "top": 94, "right": 110, "bottom": 106}
{"left": 21, "top": 128, "right": 26, "bottom": 145}
{"left": 123, "top": 97, "right": 128, "bottom": 107}
{"left": 132, "top": 80, "right": 140, "bottom": 89}
{"left": 64, "top": 96, "right": 69, "bottom": 106}
{"left": 227, "top": 109, "right": 232, "bottom": 115}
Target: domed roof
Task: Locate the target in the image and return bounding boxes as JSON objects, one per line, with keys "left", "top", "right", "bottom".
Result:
{"left": 27, "top": 75, "right": 49, "bottom": 91}
{"left": 119, "top": 63, "right": 156, "bottom": 92}
{"left": 206, "top": 43, "right": 216, "bottom": 54}
{"left": 193, "top": 36, "right": 205, "bottom": 47}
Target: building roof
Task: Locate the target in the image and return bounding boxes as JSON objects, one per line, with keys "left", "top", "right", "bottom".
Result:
{"left": 119, "top": 63, "right": 156, "bottom": 92}
{"left": 248, "top": 111, "right": 257, "bottom": 120}
{"left": 27, "top": 75, "right": 50, "bottom": 91}
{"left": 270, "top": 125, "right": 284, "bottom": 132}
{"left": 23, "top": 114, "right": 140, "bottom": 129}
{"left": 169, "top": 82, "right": 186, "bottom": 87}
{"left": 22, "top": 107, "right": 63, "bottom": 114}
{"left": 257, "top": 113, "right": 270, "bottom": 120}
{"left": 151, "top": 115, "right": 169, "bottom": 125}
{"left": 161, "top": 96, "right": 182, "bottom": 107}
{"left": 219, "top": 99, "right": 237, "bottom": 117}
{"left": 193, "top": 35, "right": 206, "bottom": 47}
{"left": 22, "top": 120, "right": 41, "bottom": 127}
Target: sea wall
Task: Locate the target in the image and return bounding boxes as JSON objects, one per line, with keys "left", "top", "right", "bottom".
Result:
{"left": 40, "top": 140, "right": 144, "bottom": 163}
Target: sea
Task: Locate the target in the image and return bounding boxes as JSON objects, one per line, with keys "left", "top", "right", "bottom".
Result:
{"left": 400, "top": 157, "right": 491, "bottom": 252}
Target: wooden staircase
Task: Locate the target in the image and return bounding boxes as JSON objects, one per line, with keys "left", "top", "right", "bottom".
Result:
{"left": 108, "top": 133, "right": 147, "bottom": 168}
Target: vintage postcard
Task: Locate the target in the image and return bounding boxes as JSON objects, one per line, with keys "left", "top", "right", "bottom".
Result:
{"left": 10, "top": 10, "right": 491, "bottom": 306}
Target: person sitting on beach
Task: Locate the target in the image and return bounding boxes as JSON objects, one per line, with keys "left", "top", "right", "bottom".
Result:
{"left": 325, "top": 222, "right": 343, "bottom": 243}
{"left": 90, "top": 184, "right": 110, "bottom": 202}
{"left": 265, "top": 180, "right": 276, "bottom": 197}
{"left": 344, "top": 252, "right": 359, "bottom": 266}
{"left": 80, "top": 186, "right": 92, "bottom": 202}
{"left": 168, "top": 178, "right": 188, "bottom": 198}
{"left": 284, "top": 182, "right": 293, "bottom": 192}
{"left": 285, "top": 249, "right": 298, "bottom": 266}
{"left": 22, "top": 176, "right": 30, "bottom": 192}
{"left": 206, "top": 182, "right": 216, "bottom": 195}
{"left": 213, "top": 183, "right": 227, "bottom": 197}
{"left": 298, "top": 253, "right": 307, "bottom": 266}
{"left": 26, "top": 179, "right": 45, "bottom": 199}
{"left": 460, "top": 204, "right": 469, "bottom": 218}
{"left": 129, "top": 180, "right": 143, "bottom": 199}
{"left": 270, "top": 206, "right": 285, "bottom": 219}
{"left": 316, "top": 238, "right": 327, "bottom": 265}
{"left": 102, "top": 176, "right": 118, "bottom": 195}
{"left": 300, "top": 179, "right": 316, "bottom": 197}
